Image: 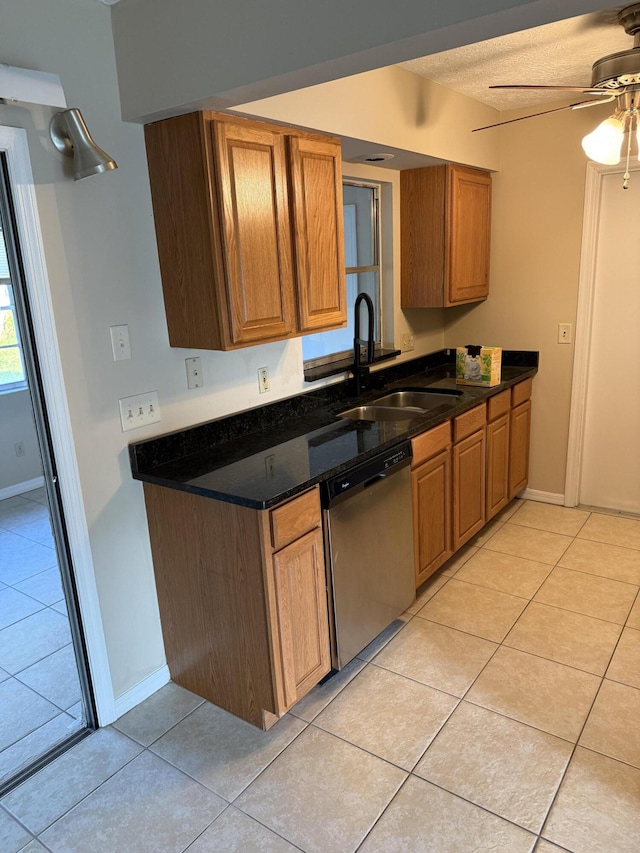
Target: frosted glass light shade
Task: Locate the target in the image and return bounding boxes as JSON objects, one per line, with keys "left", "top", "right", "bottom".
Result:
{"left": 581, "top": 116, "right": 625, "bottom": 165}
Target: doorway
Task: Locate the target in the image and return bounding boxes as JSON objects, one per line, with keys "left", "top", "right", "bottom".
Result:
{"left": 0, "top": 151, "right": 96, "bottom": 793}
{"left": 566, "top": 164, "right": 640, "bottom": 514}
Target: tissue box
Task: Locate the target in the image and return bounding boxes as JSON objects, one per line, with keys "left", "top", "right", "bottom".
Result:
{"left": 456, "top": 346, "right": 502, "bottom": 386}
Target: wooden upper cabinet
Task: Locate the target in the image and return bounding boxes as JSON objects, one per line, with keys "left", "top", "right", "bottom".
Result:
{"left": 144, "top": 111, "right": 346, "bottom": 350}
{"left": 212, "top": 121, "right": 296, "bottom": 345}
{"left": 288, "top": 135, "right": 346, "bottom": 332}
{"left": 401, "top": 163, "right": 492, "bottom": 308}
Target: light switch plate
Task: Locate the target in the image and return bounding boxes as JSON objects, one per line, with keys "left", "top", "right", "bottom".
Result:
{"left": 119, "top": 391, "right": 161, "bottom": 432}
{"left": 109, "top": 324, "right": 131, "bottom": 361}
{"left": 558, "top": 323, "right": 572, "bottom": 344}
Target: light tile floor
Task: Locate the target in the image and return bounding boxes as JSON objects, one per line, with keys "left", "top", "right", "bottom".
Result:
{"left": 2, "top": 498, "right": 640, "bottom": 852}
{"left": 0, "top": 490, "right": 84, "bottom": 789}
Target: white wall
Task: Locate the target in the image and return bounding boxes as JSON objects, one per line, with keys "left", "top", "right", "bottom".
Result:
{"left": 111, "top": 0, "right": 606, "bottom": 122}
{"left": 0, "top": 390, "right": 42, "bottom": 492}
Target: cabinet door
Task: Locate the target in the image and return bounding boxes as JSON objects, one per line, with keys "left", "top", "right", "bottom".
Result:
{"left": 213, "top": 120, "right": 297, "bottom": 345}
{"left": 447, "top": 165, "right": 491, "bottom": 305}
{"left": 486, "top": 413, "right": 510, "bottom": 521}
{"left": 413, "top": 447, "right": 452, "bottom": 588}
{"left": 509, "top": 400, "right": 532, "bottom": 498}
{"left": 452, "top": 428, "right": 486, "bottom": 550}
{"left": 288, "top": 135, "right": 347, "bottom": 332}
{"left": 271, "top": 527, "right": 330, "bottom": 710}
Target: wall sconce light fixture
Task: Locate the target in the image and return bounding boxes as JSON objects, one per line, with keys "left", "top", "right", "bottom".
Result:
{"left": 49, "top": 108, "right": 117, "bottom": 181}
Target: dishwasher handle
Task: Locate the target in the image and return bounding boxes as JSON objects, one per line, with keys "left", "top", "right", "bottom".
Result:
{"left": 363, "top": 472, "right": 387, "bottom": 489}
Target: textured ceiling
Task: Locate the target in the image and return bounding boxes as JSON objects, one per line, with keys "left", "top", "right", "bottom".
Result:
{"left": 399, "top": 6, "right": 633, "bottom": 110}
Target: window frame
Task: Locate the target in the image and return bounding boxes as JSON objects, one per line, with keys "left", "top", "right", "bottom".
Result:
{"left": 0, "top": 278, "right": 27, "bottom": 393}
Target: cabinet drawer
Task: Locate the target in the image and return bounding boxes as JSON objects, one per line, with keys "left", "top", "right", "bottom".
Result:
{"left": 411, "top": 421, "right": 451, "bottom": 468}
{"left": 511, "top": 378, "right": 532, "bottom": 407}
{"left": 453, "top": 404, "right": 487, "bottom": 443}
{"left": 487, "top": 390, "right": 511, "bottom": 422}
{"left": 270, "top": 487, "right": 321, "bottom": 551}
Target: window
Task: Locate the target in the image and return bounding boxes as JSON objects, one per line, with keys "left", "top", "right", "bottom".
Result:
{"left": 302, "top": 181, "right": 381, "bottom": 365}
{"left": 0, "top": 226, "right": 26, "bottom": 392}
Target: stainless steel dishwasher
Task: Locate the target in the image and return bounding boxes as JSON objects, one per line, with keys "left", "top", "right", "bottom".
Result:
{"left": 322, "top": 440, "right": 416, "bottom": 669}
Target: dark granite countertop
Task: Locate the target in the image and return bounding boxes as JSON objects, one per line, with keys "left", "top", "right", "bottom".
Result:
{"left": 130, "top": 349, "right": 538, "bottom": 509}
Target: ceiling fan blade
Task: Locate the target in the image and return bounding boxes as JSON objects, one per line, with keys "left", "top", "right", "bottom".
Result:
{"left": 472, "top": 96, "right": 616, "bottom": 132}
{"left": 489, "top": 85, "right": 612, "bottom": 95}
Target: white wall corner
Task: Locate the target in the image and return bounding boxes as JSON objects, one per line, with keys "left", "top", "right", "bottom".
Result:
{"left": 112, "top": 666, "right": 171, "bottom": 722}
{"left": 0, "top": 476, "right": 44, "bottom": 501}
{"left": 520, "top": 488, "right": 565, "bottom": 506}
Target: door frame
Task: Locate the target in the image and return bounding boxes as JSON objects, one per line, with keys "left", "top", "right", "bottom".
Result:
{"left": 564, "top": 160, "right": 640, "bottom": 507}
{"left": 0, "top": 124, "right": 115, "bottom": 723}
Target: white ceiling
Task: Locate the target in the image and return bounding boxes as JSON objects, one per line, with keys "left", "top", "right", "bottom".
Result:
{"left": 398, "top": 5, "right": 632, "bottom": 111}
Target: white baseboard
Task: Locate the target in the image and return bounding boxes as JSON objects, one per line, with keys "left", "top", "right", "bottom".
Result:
{"left": 0, "top": 476, "right": 45, "bottom": 501}
{"left": 520, "top": 488, "right": 565, "bottom": 506}
{"left": 112, "top": 665, "right": 170, "bottom": 722}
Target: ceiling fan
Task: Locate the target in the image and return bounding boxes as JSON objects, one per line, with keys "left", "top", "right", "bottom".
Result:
{"left": 474, "top": 3, "right": 640, "bottom": 185}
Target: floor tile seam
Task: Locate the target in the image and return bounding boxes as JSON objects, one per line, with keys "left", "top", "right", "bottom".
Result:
{"left": 530, "top": 594, "right": 633, "bottom": 628}
{"left": 538, "top": 666, "right": 624, "bottom": 842}
{"left": 203, "top": 804, "right": 308, "bottom": 853}
{"left": 423, "top": 573, "right": 533, "bottom": 603}
{"left": 148, "top": 713, "right": 309, "bottom": 805}
{"left": 495, "top": 629, "right": 611, "bottom": 681}
{"left": 306, "top": 720, "right": 413, "bottom": 778}
{"left": 17, "top": 741, "right": 179, "bottom": 838}
{"left": 1, "top": 641, "right": 74, "bottom": 678}
{"left": 0, "top": 801, "right": 39, "bottom": 846}
{"left": 167, "top": 801, "right": 228, "bottom": 853}
{"left": 407, "top": 770, "right": 541, "bottom": 840}
{"left": 504, "top": 518, "right": 590, "bottom": 539}
{"left": 110, "top": 694, "right": 208, "bottom": 748}
{"left": 366, "top": 659, "right": 466, "bottom": 702}
{"left": 292, "top": 662, "right": 369, "bottom": 721}
{"left": 498, "top": 637, "right": 615, "bottom": 679}
{"left": 410, "top": 610, "right": 518, "bottom": 646}
{"left": 354, "top": 773, "right": 415, "bottom": 852}
{"left": 550, "top": 561, "right": 640, "bottom": 591}
{"left": 520, "top": 596, "right": 634, "bottom": 630}
{"left": 576, "top": 532, "right": 640, "bottom": 552}
{"left": 458, "top": 696, "right": 578, "bottom": 747}
{"left": 408, "top": 760, "right": 558, "bottom": 838}
{"left": 0, "top": 730, "right": 146, "bottom": 831}
{"left": 0, "top": 692, "right": 62, "bottom": 751}
{"left": 479, "top": 543, "right": 567, "bottom": 568}
{"left": 573, "top": 742, "right": 640, "bottom": 774}
{"left": 310, "top": 683, "right": 461, "bottom": 777}
{"left": 10, "top": 671, "right": 83, "bottom": 717}
{"left": 435, "top": 569, "right": 550, "bottom": 602}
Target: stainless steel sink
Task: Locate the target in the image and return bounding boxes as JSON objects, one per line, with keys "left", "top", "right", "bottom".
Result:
{"left": 373, "top": 391, "right": 460, "bottom": 409}
{"left": 338, "top": 405, "right": 425, "bottom": 422}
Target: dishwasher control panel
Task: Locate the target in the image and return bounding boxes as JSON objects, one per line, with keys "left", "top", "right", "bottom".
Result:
{"left": 323, "top": 440, "right": 412, "bottom": 505}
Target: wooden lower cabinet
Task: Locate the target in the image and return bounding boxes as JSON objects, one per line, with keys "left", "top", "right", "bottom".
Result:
{"left": 142, "top": 483, "right": 330, "bottom": 729}
{"left": 486, "top": 412, "right": 510, "bottom": 520}
{"left": 412, "top": 446, "right": 452, "bottom": 587}
{"left": 411, "top": 382, "right": 533, "bottom": 588}
{"left": 270, "top": 528, "right": 330, "bottom": 709}
{"left": 509, "top": 399, "right": 532, "bottom": 498}
{"left": 452, "top": 427, "right": 486, "bottom": 550}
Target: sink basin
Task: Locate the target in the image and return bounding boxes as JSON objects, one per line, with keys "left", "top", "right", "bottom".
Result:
{"left": 373, "top": 391, "right": 460, "bottom": 409}
{"left": 338, "top": 405, "right": 425, "bottom": 422}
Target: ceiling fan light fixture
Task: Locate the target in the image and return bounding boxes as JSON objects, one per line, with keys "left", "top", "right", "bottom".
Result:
{"left": 581, "top": 113, "right": 626, "bottom": 165}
